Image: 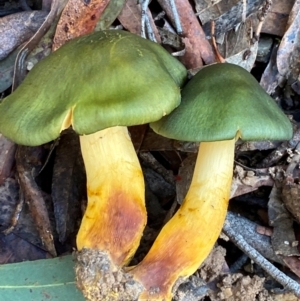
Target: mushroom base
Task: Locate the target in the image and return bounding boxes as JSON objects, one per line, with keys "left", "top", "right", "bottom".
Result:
{"left": 75, "top": 248, "right": 144, "bottom": 301}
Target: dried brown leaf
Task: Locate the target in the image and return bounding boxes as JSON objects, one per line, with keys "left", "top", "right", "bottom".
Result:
{"left": 281, "top": 144, "right": 300, "bottom": 224}
{"left": 268, "top": 186, "right": 300, "bottom": 257}
{"left": 0, "top": 178, "right": 19, "bottom": 230}
{"left": 197, "top": 0, "right": 264, "bottom": 39}
{"left": 282, "top": 255, "right": 300, "bottom": 279}
{"left": 0, "top": 180, "right": 50, "bottom": 263}
{"left": 158, "top": 0, "right": 215, "bottom": 68}
{"left": 176, "top": 153, "right": 196, "bottom": 205}
{"left": 118, "top": 0, "right": 142, "bottom": 35}
{"left": 128, "top": 125, "right": 148, "bottom": 152}
{"left": 16, "top": 146, "right": 56, "bottom": 257}
{"left": 260, "top": 43, "right": 280, "bottom": 95}
{"left": 277, "top": 1, "right": 300, "bottom": 80}
{"left": 0, "top": 134, "right": 17, "bottom": 186}
{"left": 231, "top": 165, "right": 274, "bottom": 198}
{"left": 53, "top": 0, "right": 110, "bottom": 50}
{"left": 52, "top": 130, "right": 85, "bottom": 244}
{"left": 118, "top": 0, "right": 160, "bottom": 41}
{"left": 282, "top": 175, "right": 300, "bottom": 224}
{"left": 262, "top": 0, "right": 295, "bottom": 36}
{"left": 0, "top": 232, "right": 49, "bottom": 264}
{"left": 140, "top": 128, "right": 175, "bottom": 151}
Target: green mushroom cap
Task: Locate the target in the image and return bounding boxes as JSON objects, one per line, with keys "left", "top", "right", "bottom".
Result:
{"left": 0, "top": 30, "right": 187, "bottom": 146}
{"left": 151, "top": 63, "right": 293, "bottom": 142}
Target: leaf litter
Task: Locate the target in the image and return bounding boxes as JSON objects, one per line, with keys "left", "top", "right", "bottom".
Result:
{"left": 1, "top": 0, "right": 300, "bottom": 300}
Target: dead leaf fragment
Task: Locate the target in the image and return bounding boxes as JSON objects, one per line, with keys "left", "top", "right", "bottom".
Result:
{"left": 282, "top": 255, "right": 300, "bottom": 279}
{"left": 277, "top": 1, "right": 300, "bottom": 80}
{"left": 16, "top": 146, "right": 56, "bottom": 257}
{"left": 262, "top": 0, "right": 295, "bottom": 36}
{"left": 158, "top": 0, "right": 215, "bottom": 68}
{"left": 230, "top": 165, "right": 274, "bottom": 198}
{"left": 0, "top": 178, "right": 19, "bottom": 230}
{"left": 53, "top": 0, "right": 110, "bottom": 50}
{"left": 52, "top": 130, "right": 85, "bottom": 243}
{"left": 0, "top": 10, "right": 48, "bottom": 60}
{"left": 118, "top": 0, "right": 160, "bottom": 41}
{"left": 118, "top": 0, "right": 142, "bottom": 35}
{"left": 0, "top": 232, "right": 49, "bottom": 264}
{"left": 176, "top": 153, "right": 197, "bottom": 204}
{"left": 268, "top": 186, "right": 300, "bottom": 257}
{"left": 282, "top": 175, "right": 300, "bottom": 224}
{"left": 197, "top": 0, "right": 265, "bottom": 39}
{"left": 0, "top": 135, "right": 16, "bottom": 186}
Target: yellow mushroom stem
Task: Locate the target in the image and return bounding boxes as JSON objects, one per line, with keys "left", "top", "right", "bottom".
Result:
{"left": 76, "top": 126, "right": 147, "bottom": 266}
{"left": 129, "top": 138, "right": 235, "bottom": 300}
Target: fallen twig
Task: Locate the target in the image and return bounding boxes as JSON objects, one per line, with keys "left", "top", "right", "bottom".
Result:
{"left": 223, "top": 215, "right": 300, "bottom": 298}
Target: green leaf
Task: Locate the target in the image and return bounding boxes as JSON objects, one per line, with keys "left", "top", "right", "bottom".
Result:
{"left": 0, "top": 255, "right": 85, "bottom": 301}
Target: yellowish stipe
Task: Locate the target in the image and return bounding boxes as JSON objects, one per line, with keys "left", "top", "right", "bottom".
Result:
{"left": 77, "top": 126, "right": 147, "bottom": 266}
{"left": 130, "top": 138, "right": 235, "bottom": 300}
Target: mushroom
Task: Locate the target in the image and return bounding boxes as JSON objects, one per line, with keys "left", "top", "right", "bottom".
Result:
{"left": 0, "top": 29, "right": 186, "bottom": 282}
{"left": 125, "top": 63, "right": 293, "bottom": 300}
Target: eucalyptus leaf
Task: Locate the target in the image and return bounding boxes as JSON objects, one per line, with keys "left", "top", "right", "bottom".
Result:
{"left": 0, "top": 255, "right": 85, "bottom": 301}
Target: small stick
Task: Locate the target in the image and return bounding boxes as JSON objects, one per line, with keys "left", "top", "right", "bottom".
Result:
{"left": 169, "top": 0, "right": 183, "bottom": 35}
{"left": 145, "top": 12, "right": 157, "bottom": 42}
{"left": 211, "top": 20, "right": 225, "bottom": 63}
{"left": 223, "top": 220, "right": 300, "bottom": 297}
{"left": 242, "top": 0, "right": 247, "bottom": 22}
{"left": 138, "top": 0, "right": 156, "bottom": 41}
{"left": 139, "top": 0, "right": 150, "bottom": 38}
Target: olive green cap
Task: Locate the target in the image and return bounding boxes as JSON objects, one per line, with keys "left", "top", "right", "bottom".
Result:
{"left": 0, "top": 30, "right": 187, "bottom": 146}
{"left": 151, "top": 63, "right": 293, "bottom": 142}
